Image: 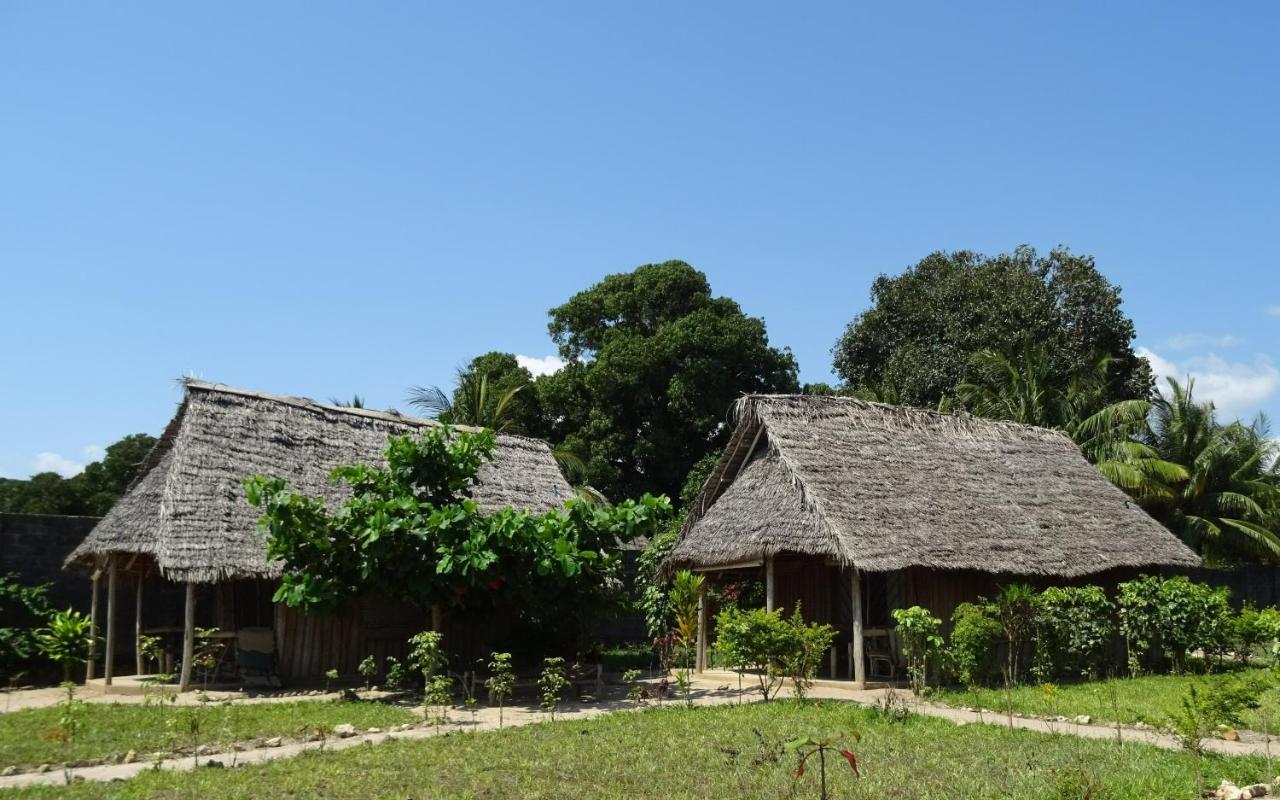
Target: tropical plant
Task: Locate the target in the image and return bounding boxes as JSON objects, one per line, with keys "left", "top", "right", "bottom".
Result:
{"left": 891, "top": 606, "right": 943, "bottom": 695}
{"left": 1117, "top": 574, "right": 1163, "bottom": 675}
{"left": 781, "top": 605, "right": 836, "bottom": 701}
{"left": 485, "top": 652, "right": 516, "bottom": 728}
{"left": 408, "top": 631, "right": 446, "bottom": 683}
{"left": 424, "top": 674, "right": 454, "bottom": 732}
{"left": 785, "top": 731, "right": 861, "bottom": 800}
{"left": 408, "top": 374, "right": 526, "bottom": 433}
{"left": 1033, "top": 586, "right": 1115, "bottom": 680}
{"left": 1236, "top": 605, "right": 1280, "bottom": 664}
{"left": 357, "top": 655, "right": 377, "bottom": 691}
{"left": 35, "top": 609, "right": 92, "bottom": 682}
{"left": 1165, "top": 677, "right": 1268, "bottom": 795}
{"left": 538, "top": 657, "right": 568, "bottom": 720}
{"left": 328, "top": 395, "right": 365, "bottom": 408}
{"left": 668, "top": 570, "right": 704, "bottom": 707}
{"left": 713, "top": 606, "right": 793, "bottom": 701}
{"left": 324, "top": 668, "right": 339, "bottom": 693}
{"left": 383, "top": 656, "right": 407, "bottom": 692}
{"left": 0, "top": 573, "right": 52, "bottom": 682}
{"left": 989, "top": 584, "right": 1037, "bottom": 685}
{"left": 948, "top": 602, "right": 1003, "bottom": 687}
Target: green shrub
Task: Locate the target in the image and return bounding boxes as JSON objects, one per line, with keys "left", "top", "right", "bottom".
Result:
{"left": 713, "top": 606, "right": 798, "bottom": 701}
{"left": 0, "top": 573, "right": 53, "bottom": 682}
{"left": 35, "top": 609, "right": 92, "bottom": 682}
{"left": 949, "top": 602, "right": 1002, "bottom": 687}
{"left": 990, "top": 584, "right": 1037, "bottom": 685}
{"left": 1117, "top": 575, "right": 1163, "bottom": 675}
{"left": 1034, "top": 585, "right": 1115, "bottom": 680}
{"left": 781, "top": 604, "right": 836, "bottom": 700}
{"left": 1156, "top": 577, "right": 1232, "bottom": 672}
{"left": 892, "top": 606, "right": 943, "bottom": 695}
{"left": 1235, "top": 605, "right": 1280, "bottom": 664}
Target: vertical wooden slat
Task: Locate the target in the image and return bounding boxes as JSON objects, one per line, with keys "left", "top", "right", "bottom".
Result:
{"left": 104, "top": 559, "right": 117, "bottom": 686}
{"left": 86, "top": 570, "right": 100, "bottom": 683}
{"left": 696, "top": 583, "right": 708, "bottom": 672}
{"left": 851, "top": 568, "right": 865, "bottom": 689}
{"left": 135, "top": 575, "right": 145, "bottom": 675}
{"left": 179, "top": 582, "right": 196, "bottom": 692}
{"left": 765, "top": 557, "right": 775, "bottom": 612}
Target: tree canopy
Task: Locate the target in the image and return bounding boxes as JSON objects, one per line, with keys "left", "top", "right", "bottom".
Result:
{"left": 832, "top": 246, "right": 1152, "bottom": 409}
{"left": 246, "top": 426, "right": 671, "bottom": 653}
{"left": 0, "top": 433, "right": 157, "bottom": 516}
{"left": 537, "top": 260, "right": 799, "bottom": 501}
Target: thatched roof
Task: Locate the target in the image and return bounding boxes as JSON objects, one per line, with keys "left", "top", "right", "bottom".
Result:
{"left": 67, "top": 381, "right": 575, "bottom": 583}
{"left": 667, "top": 395, "right": 1199, "bottom": 577}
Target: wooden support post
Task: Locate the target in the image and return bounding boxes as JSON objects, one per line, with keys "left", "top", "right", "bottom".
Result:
{"left": 431, "top": 604, "right": 443, "bottom": 633}
{"left": 135, "top": 575, "right": 145, "bottom": 675}
{"left": 85, "top": 569, "right": 100, "bottom": 683}
{"left": 765, "top": 556, "right": 775, "bottom": 612}
{"left": 850, "top": 568, "right": 865, "bottom": 689}
{"left": 696, "top": 583, "right": 708, "bottom": 673}
{"left": 179, "top": 582, "right": 196, "bottom": 692}
{"left": 104, "top": 559, "right": 117, "bottom": 686}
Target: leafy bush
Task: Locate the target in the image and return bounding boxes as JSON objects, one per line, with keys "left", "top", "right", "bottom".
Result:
{"left": 989, "top": 584, "right": 1037, "bottom": 685}
{"left": 35, "top": 609, "right": 92, "bottom": 682}
{"left": 892, "top": 606, "right": 943, "bottom": 695}
{"left": 1235, "top": 605, "right": 1280, "bottom": 664}
{"left": 949, "top": 602, "right": 1002, "bottom": 687}
{"left": 0, "top": 573, "right": 52, "bottom": 682}
{"left": 1033, "top": 585, "right": 1115, "bottom": 680}
{"left": 1155, "top": 577, "right": 1233, "bottom": 672}
{"left": 781, "top": 604, "right": 836, "bottom": 700}
{"left": 1117, "top": 575, "right": 1163, "bottom": 675}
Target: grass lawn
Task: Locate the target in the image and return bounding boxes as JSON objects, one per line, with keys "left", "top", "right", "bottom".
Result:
{"left": 930, "top": 668, "right": 1280, "bottom": 731}
{"left": 8, "top": 700, "right": 1272, "bottom": 799}
{"left": 0, "top": 699, "right": 416, "bottom": 768}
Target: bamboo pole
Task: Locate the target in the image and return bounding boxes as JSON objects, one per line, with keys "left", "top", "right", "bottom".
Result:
{"left": 135, "top": 574, "right": 145, "bottom": 675}
{"left": 85, "top": 569, "right": 101, "bottom": 683}
{"left": 104, "top": 558, "right": 117, "bottom": 686}
{"left": 696, "top": 583, "right": 708, "bottom": 673}
{"left": 179, "top": 583, "right": 196, "bottom": 692}
{"left": 850, "top": 568, "right": 865, "bottom": 689}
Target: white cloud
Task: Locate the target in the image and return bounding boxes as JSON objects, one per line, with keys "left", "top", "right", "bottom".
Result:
{"left": 1139, "top": 346, "right": 1280, "bottom": 419}
{"left": 82, "top": 444, "right": 106, "bottom": 463}
{"left": 32, "top": 452, "right": 87, "bottom": 477}
{"left": 516, "top": 354, "right": 567, "bottom": 377}
{"left": 1164, "top": 333, "right": 1243, "bottom": 350}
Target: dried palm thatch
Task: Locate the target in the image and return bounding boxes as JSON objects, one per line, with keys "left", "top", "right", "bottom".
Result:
{"left": 67, "top": 381, "right": 575, "bottom": 583}
{"left": 667, "top": 395, "right": 1199, "bottom": 577}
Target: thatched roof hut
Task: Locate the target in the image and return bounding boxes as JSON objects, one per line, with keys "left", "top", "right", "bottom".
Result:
{"left": 68, "top": 381, "right": 574, "bottom": 583}
{"left": 669, "top": 394, "right": 1198, "bottom": 576}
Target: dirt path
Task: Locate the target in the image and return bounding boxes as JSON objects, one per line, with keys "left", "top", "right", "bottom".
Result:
{"left": 2, "top": 675, "right": 1275, "bottom": 790}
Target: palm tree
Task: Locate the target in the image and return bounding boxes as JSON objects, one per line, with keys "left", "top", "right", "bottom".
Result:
{"left": 407, "top": 375, "right": 604, "bottom": 503}
{"left": 955, "top": 341, "right": 1113, "bottom": 431}
{"left": 329, "top": 394, "right": 366, "bottom": 409}
{"left": 1137, "top": 379, "right": 1280, "bottom": 562}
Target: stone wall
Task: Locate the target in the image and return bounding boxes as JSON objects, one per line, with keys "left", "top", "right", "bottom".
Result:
{"left": 0, "top": 512, "right": 99, "bottom": 620}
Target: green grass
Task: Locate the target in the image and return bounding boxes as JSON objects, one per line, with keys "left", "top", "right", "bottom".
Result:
{"left": 601, "top": 644, "right": 655, "bottom": 673}
{"left": 0, "top": 699, "right": 416, "bottom": 768}
{"left": 930, "top": 668, "right": 1280, "bottom": 731}
{"left": 8, "top": 700, "right": 1272, "bottom": 799}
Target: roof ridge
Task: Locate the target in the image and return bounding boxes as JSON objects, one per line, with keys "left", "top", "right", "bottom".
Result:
{"left": 181, "top": 380, "right": 551, "bottom": 448}
{"left": 742, "top": 393, "right": 1074, "bottom": 443}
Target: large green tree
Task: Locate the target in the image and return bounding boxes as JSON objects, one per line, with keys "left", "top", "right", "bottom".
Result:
{"left": 0, "top": 433, "right": 157, "bottom": 516}
{"left": 539, "top": 260, "right": 799, "bottom": 501}
{"left": 832, "top": 246, "right": 1152, "bottom": 408}
{"left": 246, "top": 426, "right": 670, "bottom": 655}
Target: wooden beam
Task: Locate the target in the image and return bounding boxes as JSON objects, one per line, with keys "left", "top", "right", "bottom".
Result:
{"left": 135, "top": 575, "right": 145, "bottom": 675}
{"left": 765, "top": 556, "right": 775, "bottom": 612}
{"left": 691, "top": 559, "right": 762, "bottom": 573}
{"left": 695, "top": 583, "right": 708, "bottom": 673}
{"left": 179, "top": 582, "right": 196, "bottom": 692}
{"left": 85, "top": 570, "right": 100, "bottom": 683}
{"left": 850, "top": 568, "right": 865, "bottom": 689}
{"left": 104, "top": 559, "right": 117, "bottom": 686}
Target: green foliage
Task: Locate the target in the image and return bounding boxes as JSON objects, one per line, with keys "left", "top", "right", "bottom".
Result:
{"left": 781, "top": 605, "right": 836, "bottom": 701}
{"left": 785, "top": 731, "right": 861, "bottom": 798}
{"left": 1155, "top": 577, "right": 1234, "bottom": 671}
{"left": 424, "top": 675, "right": 454, "bottom": 729}
{"left": 891, "top": 606, "right": 943, "bottom": 695}
{"left": 0, "top": 573, "right": 53, "bottom": 681}
{"left": 634, "top": 450, "right": 720, "bottom": 638}
{"left": 1034, "top": 586, "right": 1115, "bottom": 680}
{"left": 540, "top": 260, "right": 799, "bottom": 501}
{"left": 1236, "top": 605, "right": 1280, "bottom": 664}
{"left": 409, "top": 352, "right": 544, "bottom": 436}
{"left": 1117, "top": 575, "right": 1163, "bottom": 675}
{"left": 0, "top": 433, "right": 157, "bottom": 516}
{"left": 989, "top": 584, "right": 1037, "bottom": 685}
{"left": 407, "top": 631, "right": 446, "bottom": 680}
{"left": 383, "top": 657, "right": 407, "bottom": 692}
{"left": 357, "top": 655, "right": 377, "bottom": 691}
{"left": 714, "top": 607, "right": 794, "bottom": 701}
{"left": 538, "top": 657, "right": 569, "bottom": 719}
{"left": 35, "top": 609, "right": 92, "bottom": 682}
{"left": 247, "top": 425, "right": 670, "bottom": 649}
{"left": 832, "top": 246, "right": 1151, "bottom": 409}
{"left": 948, "top": 602, "right": 1003, "bottom": 687}
{"left": 1164, "top": 675, "right": 1269, "bottom": 792}
{"left": 669, "top": 570, "right": 704, "bottom": 647}
{"left": 485, "top": 652, "right": 516, "bottom": 727}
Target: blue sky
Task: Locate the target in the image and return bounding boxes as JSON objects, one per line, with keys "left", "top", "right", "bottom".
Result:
{"left": 2, "top": 2, "right": 1278, "bottom": 479}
